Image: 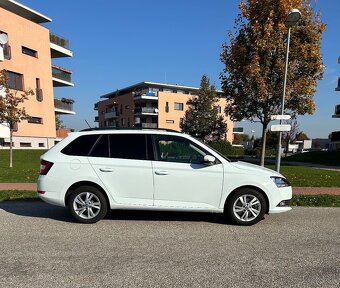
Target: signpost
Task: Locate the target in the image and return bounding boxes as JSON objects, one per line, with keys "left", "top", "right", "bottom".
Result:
{"left": 271, "top": 115, "right": 291, "bottom": 120}
{"left": 270, "top": 124, "right": 291, "bottom": 132}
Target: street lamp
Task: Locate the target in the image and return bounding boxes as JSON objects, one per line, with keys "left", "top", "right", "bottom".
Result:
{"left": 275, "top": 9, "right": 301, "bottom": 172}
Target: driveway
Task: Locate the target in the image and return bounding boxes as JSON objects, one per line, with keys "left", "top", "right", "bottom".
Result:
{"left": 0, "top": 201, "right": 339, "bottom": 288}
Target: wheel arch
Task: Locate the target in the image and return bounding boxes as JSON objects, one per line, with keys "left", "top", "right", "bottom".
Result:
{"left": 65, "top": 181, "right": 110, "bottom": 208}
{"left": 224, "top": 185, "right": 269, "bottom": 214}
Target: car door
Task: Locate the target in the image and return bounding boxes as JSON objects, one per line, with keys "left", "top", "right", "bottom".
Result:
{"left": 88, "top": 133, "right": 154, "bottom": 206}
{"left": 152, "top": 135, "right": 224, "bottom": 209}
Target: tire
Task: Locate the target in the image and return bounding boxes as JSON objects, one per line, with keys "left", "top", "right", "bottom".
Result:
{"left": 226, "top": 188, "right": 266, "bottom": 226}
{"left": 68, "top": 186, "right": 108, "bottom": 224}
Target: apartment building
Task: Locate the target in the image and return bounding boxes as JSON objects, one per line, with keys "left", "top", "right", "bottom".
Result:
{"left": 95, "top": 82, "right": 234, "bottom": 143}
{"left": 0, "top": 0, "right": 74, "bottom": 149}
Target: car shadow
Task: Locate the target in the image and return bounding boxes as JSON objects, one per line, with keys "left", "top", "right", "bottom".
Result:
{"left": 0, "top": 200, "right": 76, "bottom": 223}
{"left": 0, "top": 200, "right": 228, "bottom": 225}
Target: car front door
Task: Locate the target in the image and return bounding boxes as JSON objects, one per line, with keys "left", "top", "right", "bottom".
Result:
{"left": 152, "top": 135, "right": 224, "bottom": 209}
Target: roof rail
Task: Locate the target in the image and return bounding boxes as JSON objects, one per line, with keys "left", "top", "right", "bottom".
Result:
{"left": 80, "top": 127, "right": 180, "bottom": 133}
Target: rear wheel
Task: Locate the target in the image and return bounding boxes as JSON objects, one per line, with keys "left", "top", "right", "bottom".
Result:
{"left": 226, "top": 188, "right": 266, "bottom": 226}
{"left": 68, "top": 186, "right": 108, "bottom": 224}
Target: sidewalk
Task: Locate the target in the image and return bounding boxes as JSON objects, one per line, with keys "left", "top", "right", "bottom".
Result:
{"left": 0, "top": 183, "right": 339, "bottom": 195}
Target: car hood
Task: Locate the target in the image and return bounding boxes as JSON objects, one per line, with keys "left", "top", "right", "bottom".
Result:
{"left": 229, "top": 161, "right": 283, "bottom": 177}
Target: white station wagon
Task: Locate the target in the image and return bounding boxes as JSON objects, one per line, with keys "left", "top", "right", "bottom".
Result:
{"left": 38, "top": 129, "right": 292, "bottom": 225}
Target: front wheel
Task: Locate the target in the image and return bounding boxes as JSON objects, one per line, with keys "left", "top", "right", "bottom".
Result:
{"left": 226, "top": 188, "right": 266, "bottom": 226}
{"left": 68, "top": 186, "right": 108, "bottom": 224}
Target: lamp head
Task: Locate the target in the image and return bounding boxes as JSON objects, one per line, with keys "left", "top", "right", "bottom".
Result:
{"left": 285, "top": 9, "right": 301, "bottom": 27}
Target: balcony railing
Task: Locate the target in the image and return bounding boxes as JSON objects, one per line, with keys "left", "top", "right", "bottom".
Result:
{"left": 335, "top": 105, "right": 340, "bottom": 116}
{"left": 134, "top": 107, "right": 158, "bottom": 114}
{"left": 52, "top": 66, "right": 72, "bottom": 83}
{"left": 54, "top": 98, "right": 74, "bottom": 112}
{"left": 50, "top": 33, "right": 70, "bottom": 50}
{"left": 94, "top": 103, "right": 98, "bottom": 110}
{"left": 336, "top": 78, "right": 340, "bottom": 91}
{"left": 135, "top": 123, "right": 158, "bottom": 128}
{"left": 105, "top": 110, "right": 118, "bottom": 119}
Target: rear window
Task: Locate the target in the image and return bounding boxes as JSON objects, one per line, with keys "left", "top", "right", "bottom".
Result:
{"left": 89, "top": 134, "right": 148, "bottom": 160}
{"left": 61, "top": 135, "right": 100, "bottom": 156}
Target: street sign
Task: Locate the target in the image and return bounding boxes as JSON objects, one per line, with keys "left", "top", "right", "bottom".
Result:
{"left": 271, "top": 115, "right": 291, "bottom": 120}
{"left": 270, "top": 124, "right": 291, "bottom": 132}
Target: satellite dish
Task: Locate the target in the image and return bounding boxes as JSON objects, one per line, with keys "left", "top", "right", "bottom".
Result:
{"left": 0, "top": 33, "right": 8, "bottom": 45}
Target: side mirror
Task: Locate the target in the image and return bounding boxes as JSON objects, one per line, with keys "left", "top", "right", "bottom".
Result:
{"left": 203, "top": 155, "right": 216, "bottom": 165}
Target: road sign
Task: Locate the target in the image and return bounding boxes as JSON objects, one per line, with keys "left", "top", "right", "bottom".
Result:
{"left": 271, "top": 115, "right": 291, "bottom": 120}
{"left": 270, "top": 124, "right": 291, "bottom": 132}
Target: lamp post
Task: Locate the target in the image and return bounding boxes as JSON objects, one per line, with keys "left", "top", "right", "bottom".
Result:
{"left": 275, "top": 9, "right": 301, "bottom": 172}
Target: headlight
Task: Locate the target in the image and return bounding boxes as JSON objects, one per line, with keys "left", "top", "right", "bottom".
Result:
{"left": 271, "top": 176, "right": 291, "bottom": 188}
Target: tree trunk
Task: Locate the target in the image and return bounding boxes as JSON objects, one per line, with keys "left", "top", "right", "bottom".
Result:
{"left": 9, "top": 128, "right": 13, "bottom": 168}
{"left": 260, "top": 123, "right": 268, "bottom": 167}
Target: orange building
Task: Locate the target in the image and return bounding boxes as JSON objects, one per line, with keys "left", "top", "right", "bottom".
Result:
{"left": 0, "top": 0, "right": 74, "bottom": 149}
{"left": 95, "top": 82, "right": 234, "bottom": 142}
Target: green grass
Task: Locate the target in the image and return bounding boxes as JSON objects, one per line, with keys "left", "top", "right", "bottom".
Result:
{"left": 285, "top": 151, "right": 340, "bottom": 166}
{"left": 0, "top": 190, "right": 38, "bottom": 201}
{"left": 0, "top": 150, "right": 46, "bottom": 182}
{"left": 266, "top": 165, "right": 340, "bottom": 187}
{"left": 291, "top": 194, "right": 340, "bottom": 207}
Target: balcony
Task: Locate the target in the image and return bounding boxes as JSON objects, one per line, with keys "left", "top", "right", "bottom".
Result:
{"left": 50, "top": 33, "right": 73, "bottom": 58}
{"left": 105, "top": 110, "right": 118, "bottom": 119}
{"left": 94, "top": 116, "right": 99, "bottom": 122}
{"left": 134, "top": 91, "right": 158, "bottom": 101}
{"left": 52, "top": 65, "right": 74, "bottom": 87}
{"left": 332, "top": 104, "right": 340, "bottom": 118}
{"left": 54, "top": 98, "right": 75, "bottom": 115}
{"left": 135, "top": 123, "right": 158, "bottom": 129}
{"left": 94, "top": 103, "right": 98, "bottom": 110}
{"left": 134, "top": 107, "right": 158, "bottom": 115}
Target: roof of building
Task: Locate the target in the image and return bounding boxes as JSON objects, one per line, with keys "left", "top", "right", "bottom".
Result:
{"left": 100, "top": 81, "right": 200, "bottom": 99}
{"left": 0, "top": 0, "right": 51, "bottom": 23}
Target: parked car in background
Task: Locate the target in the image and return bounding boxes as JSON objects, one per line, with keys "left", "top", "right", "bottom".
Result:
{"left": 38, "top": 129, "right": 292, "bottom": 225}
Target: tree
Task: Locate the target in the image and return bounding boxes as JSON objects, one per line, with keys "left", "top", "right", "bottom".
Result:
{"left": 295, "top": 131, "right": 310, "bottom": 141}
{"left": 220, "top": 0, "right": 325, "bottom": 166}
{"left": 55, "top": 115, "right": 65, "bottom": 130}
{"left": 0, "top": 70, "right": 34, "bottom": 168}
{"left": 282, "top": 118, "right": 300, "bottom": 156}
{"left": 180, "top": 75, "right": 227, "bottom": 141}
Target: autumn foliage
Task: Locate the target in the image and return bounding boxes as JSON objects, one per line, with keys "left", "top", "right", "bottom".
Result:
{"left": 220, "top": 0, "right": 325, "bottom": 164}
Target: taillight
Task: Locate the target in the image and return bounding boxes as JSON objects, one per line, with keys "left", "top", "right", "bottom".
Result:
{"left": 40, "top": 160, "right": 54, "bottom": 175}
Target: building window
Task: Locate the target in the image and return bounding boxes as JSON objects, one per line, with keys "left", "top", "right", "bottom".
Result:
{"left": 173, "top": 90, "right": 177, "bottom": 93}
{"left": 166, "top": 120, "right": 174, "bottom": 124}
{"left": 20, "top": 142, "right": 32, "bottom": 147}
{"left": 165, "top": 102, "right": 169, "bottom": 113}
{"left": 39, "top": 143, "right": 45, "bottom": 148}
{"left": 174, "top": 102, "right": 184, "bottom": 111}
{"left": 216, "top": 105, "right": 222, "bottom": 113}
{"left": 22, "top": 46, "right": 38, "bottom": 57}
{"left": 7, "top": 71, "right": 24, "bottom": 90}
{"left": 36, "top": 78, "right": 43, "bottom": 101}
{"left": 28, "top": 117, "right": 43, "bottom": 124}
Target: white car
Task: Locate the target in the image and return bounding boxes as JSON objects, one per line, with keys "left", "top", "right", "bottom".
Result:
{"left": 38, "top": 129, "right": 292, "bottom": 225}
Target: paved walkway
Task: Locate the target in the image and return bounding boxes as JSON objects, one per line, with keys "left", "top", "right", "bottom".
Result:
{"left": 0, "top": 183, "right": 339, "bottom": 195}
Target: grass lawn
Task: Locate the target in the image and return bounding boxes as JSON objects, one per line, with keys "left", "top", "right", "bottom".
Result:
{"left": 0, "top": 190, "right": 38, "bottom": 201}
{"left": 0, "top": 150, "right": 46, "bottom": 183}
{"left": 284, "top": 151, "right": 340, "bottom": 166}
{"left": 266, "top": 165, "right": 340, "bottom": 187}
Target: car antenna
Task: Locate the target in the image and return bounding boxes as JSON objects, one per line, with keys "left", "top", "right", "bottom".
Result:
{"left": 85, "top": 119, "right": 92, "bottom": 129}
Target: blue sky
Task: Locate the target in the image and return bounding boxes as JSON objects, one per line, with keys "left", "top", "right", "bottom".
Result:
{"left": 20, "top": 0, "right": 340, "bottom": 139}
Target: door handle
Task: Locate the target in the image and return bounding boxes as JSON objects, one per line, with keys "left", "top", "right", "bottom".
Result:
{"left": 99, "top": 168, "right": 114, "bottom": 172}
{"left": 155, "top": 170, "right": 168, "bottom": 175}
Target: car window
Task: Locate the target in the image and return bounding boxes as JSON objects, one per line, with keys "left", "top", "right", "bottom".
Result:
{"left": 61, "top": 134, "right": 100, "bottom": 156}
{"left": 89, "top": 134, "right": 148, "bottom": 160}
{"left": 154, "top": 135, "right": 207, "bottom": 164}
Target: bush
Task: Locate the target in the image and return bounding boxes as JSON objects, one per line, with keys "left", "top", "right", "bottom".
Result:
{"left": 207, "top": 141, "right": 244, "bottom": 157}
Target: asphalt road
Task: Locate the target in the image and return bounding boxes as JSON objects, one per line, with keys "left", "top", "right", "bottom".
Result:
{"left": 0, "top": 201, "right": 340, "bottom": 288}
